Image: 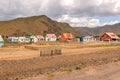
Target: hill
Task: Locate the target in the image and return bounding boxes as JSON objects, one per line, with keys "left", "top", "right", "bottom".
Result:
{"left": 0, "top": 15, "right": 79, "bottom": 36}
{"left": 74, "top": 23, "right": 120, "bottom": 36}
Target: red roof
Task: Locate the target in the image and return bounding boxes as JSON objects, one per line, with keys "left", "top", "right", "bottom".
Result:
{"left": 36, "top": 35, "right": 44, "bottom": 39}
{"left": 46, "top": 34, "right": 57, "bottom": 38}
{"left": 62, "top": 33, "right": 74, "bottom": 39}
{"left": 103, "top": 32, "right": 119, "bottom": 39}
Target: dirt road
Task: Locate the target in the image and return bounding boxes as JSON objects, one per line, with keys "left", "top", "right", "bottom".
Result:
{"left": 23, "top": 61, "right": 120, "bottom": 80}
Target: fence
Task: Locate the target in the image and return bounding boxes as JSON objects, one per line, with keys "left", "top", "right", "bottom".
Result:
{"left": 25, "top": 46, "right": 62, "bottom": 56}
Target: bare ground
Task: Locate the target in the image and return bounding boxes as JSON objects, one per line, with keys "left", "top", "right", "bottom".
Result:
{"left": 0, "top": 46, "right": 120, "bottom": 80}
{"left": 23, "top": 61, "right": 120, "bottom": 80}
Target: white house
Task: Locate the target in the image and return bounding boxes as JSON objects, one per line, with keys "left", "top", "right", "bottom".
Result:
{"left": 45, "top": 34, "right": 57, "bottom": 41}
{"left": 10, "top": 36, "right": 30, "bottom": 43}
{"left": 18, "top": 37, "right": 30, "bottom": 43}
{"left": 0, "top": 35, "right": 4, "bottom": 47}
{"left": 30, "top": 35, "right": 38, "bottom": 42}
{"left": 11, "top": 37, "right": 19, "bottom": 42}
{"left": 36, "top": 35, "right": 44, "bottom": 42}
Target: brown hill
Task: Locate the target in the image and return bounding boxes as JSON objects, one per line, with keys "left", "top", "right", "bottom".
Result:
{"left": 74, "top": 23, "right": 120, "bottom": 36}
{"left": 0, "top": 15, "right": 79, "bottom": 36}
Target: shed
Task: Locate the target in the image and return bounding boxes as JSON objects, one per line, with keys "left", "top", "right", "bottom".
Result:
{"left": 45, "top": 34, "right": 57, "bottom": 41}
{"left": 100, "top": 32, "right": 120, "bottom": 42}
{"left": 0, "top": 35, "right": 4, "bottom": 47}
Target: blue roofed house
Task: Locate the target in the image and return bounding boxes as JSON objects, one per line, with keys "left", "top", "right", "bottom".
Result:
{"left": 80, "top": 36, "right": 96, "bottom": 42}
{"left": 0, "top": 35, "right": 4, "bottom": 47}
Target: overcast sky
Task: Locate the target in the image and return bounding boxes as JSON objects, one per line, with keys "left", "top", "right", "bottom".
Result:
{"left": 0, "top": 0, "right": 120, "bottom": 27}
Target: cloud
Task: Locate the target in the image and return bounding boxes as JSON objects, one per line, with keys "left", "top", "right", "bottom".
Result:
{"left": 57, "top": 15, "right": 120, "bottom": 27}
{"left": 57, "top": 15, "right": 100, "bottom": 27}
{"left": 0, "top": 0, "right": 120, "bottom": 27}
{"left": 102, "top": 20, "right": 120, "bottom": 26}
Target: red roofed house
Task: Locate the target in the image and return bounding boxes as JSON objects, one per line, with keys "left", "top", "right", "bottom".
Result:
{"left": 100, "top": 32, "right": 120, "bottom": 42}
{"left": 60, "top": 33, "right": 74, "bottom": 42}
{"left": 36, "top": 35, "right": 44, "bottom": 42}
{"left": 45, "top": 34, "right": 57, "bottom": 41}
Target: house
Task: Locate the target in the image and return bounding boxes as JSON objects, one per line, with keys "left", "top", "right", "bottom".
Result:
{"left": 60, "top": 33, "right": 74, "bottom": 42}
{"left": 100, "top": 32, "right": 120, "bottom": 42}
{"left": 45, "top": 34, "right": 57, "bottom": 41}
{"left": 18, "top": 37, "right": 30, "bottom": 43}
{"left": 9, "top": 36, "right": 30, "bottom": 43}
{"left": 11, "top": 37, "right": 19, "bottom": 42}
{"left": 36, "top": 35, "right": 44, "bottom": 42}
{"left": 83, "top": 36, "right": 96, "bottom": 42}
{"left": 80, "top": 36, "right": 96, "bottom": 42}
{"left": 0, "top": 35, "right": 4, "bottom": 47}
{"left": 29, "top": 35, "right": 38, "bottom": 42}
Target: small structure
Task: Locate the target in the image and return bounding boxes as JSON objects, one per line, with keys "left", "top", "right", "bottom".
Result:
{"left": 0, "top": 35, "right": 4, "bottom": 47}
{"left": 18, "top": 37, "right": 30, "bottom": 43}
{"left": 45, "top": 34, "right": 57, "bottom": 41}
{"left": 81, "top": 36, "right": 96, "bottom": 42}
{"left": 60, "top": 33, "right": 74, "bottom": 42}
{"left": 11, "top": 37, "right": 19, "bottom": 42}
{"left": 36, "top": 35, "right": 44, "bottom": 42}
{"left": 100, "top": 32, "right": 120, "bottom": 42}
{"left": 9, "top": 36, "right": 30, "bottom": 43}
{"left": 30, "top": 35, "right": 38, "bottom": 42}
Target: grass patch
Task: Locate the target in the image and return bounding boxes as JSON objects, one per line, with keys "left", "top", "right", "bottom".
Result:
{"left": 75, "top": 66, "right": 81, "bottom": 70}
{"left": 64, "top": 68, "right": 72, "bottom": 72}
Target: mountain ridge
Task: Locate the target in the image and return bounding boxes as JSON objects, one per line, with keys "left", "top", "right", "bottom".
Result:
{"left": 0, "top": 15, "right": 79, "bottom": 36}
{"left": 74, "top": 23, "right": 120, "bottom": 36}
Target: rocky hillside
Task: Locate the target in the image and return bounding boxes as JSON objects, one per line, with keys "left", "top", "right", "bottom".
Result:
{"left": 0, "top": 15, "right": 79, "bottom": 36}
{"left": 74, "top": 23, "right": 120, "bottom": 36}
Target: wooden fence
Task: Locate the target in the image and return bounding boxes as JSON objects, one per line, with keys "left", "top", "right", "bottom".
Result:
{"left": 25, "top": 46, "right": 62, "bottom": 56}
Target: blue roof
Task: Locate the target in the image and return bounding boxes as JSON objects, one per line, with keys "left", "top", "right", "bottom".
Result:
{"left": 83, "top": 36, "right": 93, "bottom": 38}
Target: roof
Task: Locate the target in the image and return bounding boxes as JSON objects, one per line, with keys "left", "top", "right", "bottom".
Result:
{"left": 0, "top": 35, "right": 4, "bottom": 42}
{"left": 104, "top": 32, "right": 119, "bottom": 39}
{"left": 46, "top": 34, "right": 57, "bottom": 38}
{"left": 36, "top": 35, "right": 44, "bottom": 39}
{"left": 62, "top": 33, "right": 74, "bottom": 38}
{"left": 84, "top": 36, "right": 93, "bottom": 38}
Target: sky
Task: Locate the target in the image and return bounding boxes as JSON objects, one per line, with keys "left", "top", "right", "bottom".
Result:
{"left": 0, "top": 0, "right": 120, "bottom": 27}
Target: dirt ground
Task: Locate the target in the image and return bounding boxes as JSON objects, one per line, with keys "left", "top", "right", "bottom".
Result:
{"left": 0, "top": 45, "right": 119, "bottom": 60}
{"left": 23, "top": 61, "right": 120, "bottom": 80}
{"left": 0, "top": 43, "right": 120, "bottom": 80}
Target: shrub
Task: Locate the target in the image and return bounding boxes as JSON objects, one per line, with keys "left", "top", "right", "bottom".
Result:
{"left": 75, "top": 66, "right": 81, "bottom": 70}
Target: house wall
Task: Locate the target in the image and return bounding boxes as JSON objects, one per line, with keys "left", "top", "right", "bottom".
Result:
{"left": 45, "top": 37, "right": 57, "bottom": 41}
{"left": 0, "top": 42, "right": 4, "bottom": 47}
{"left": 30, "top": 36, "right": 38, "bottom": 42}
{"left": 37, "top": 38, "right": 44, "bottom": 42}
{"left": 100, "top": 34, "right": 111, "bottom": 42}
{"left": 84, "top": 38, "right": 94, "bottom": 42}
{"left": 11, "top": 38, "right": 19, "bottom": 42}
